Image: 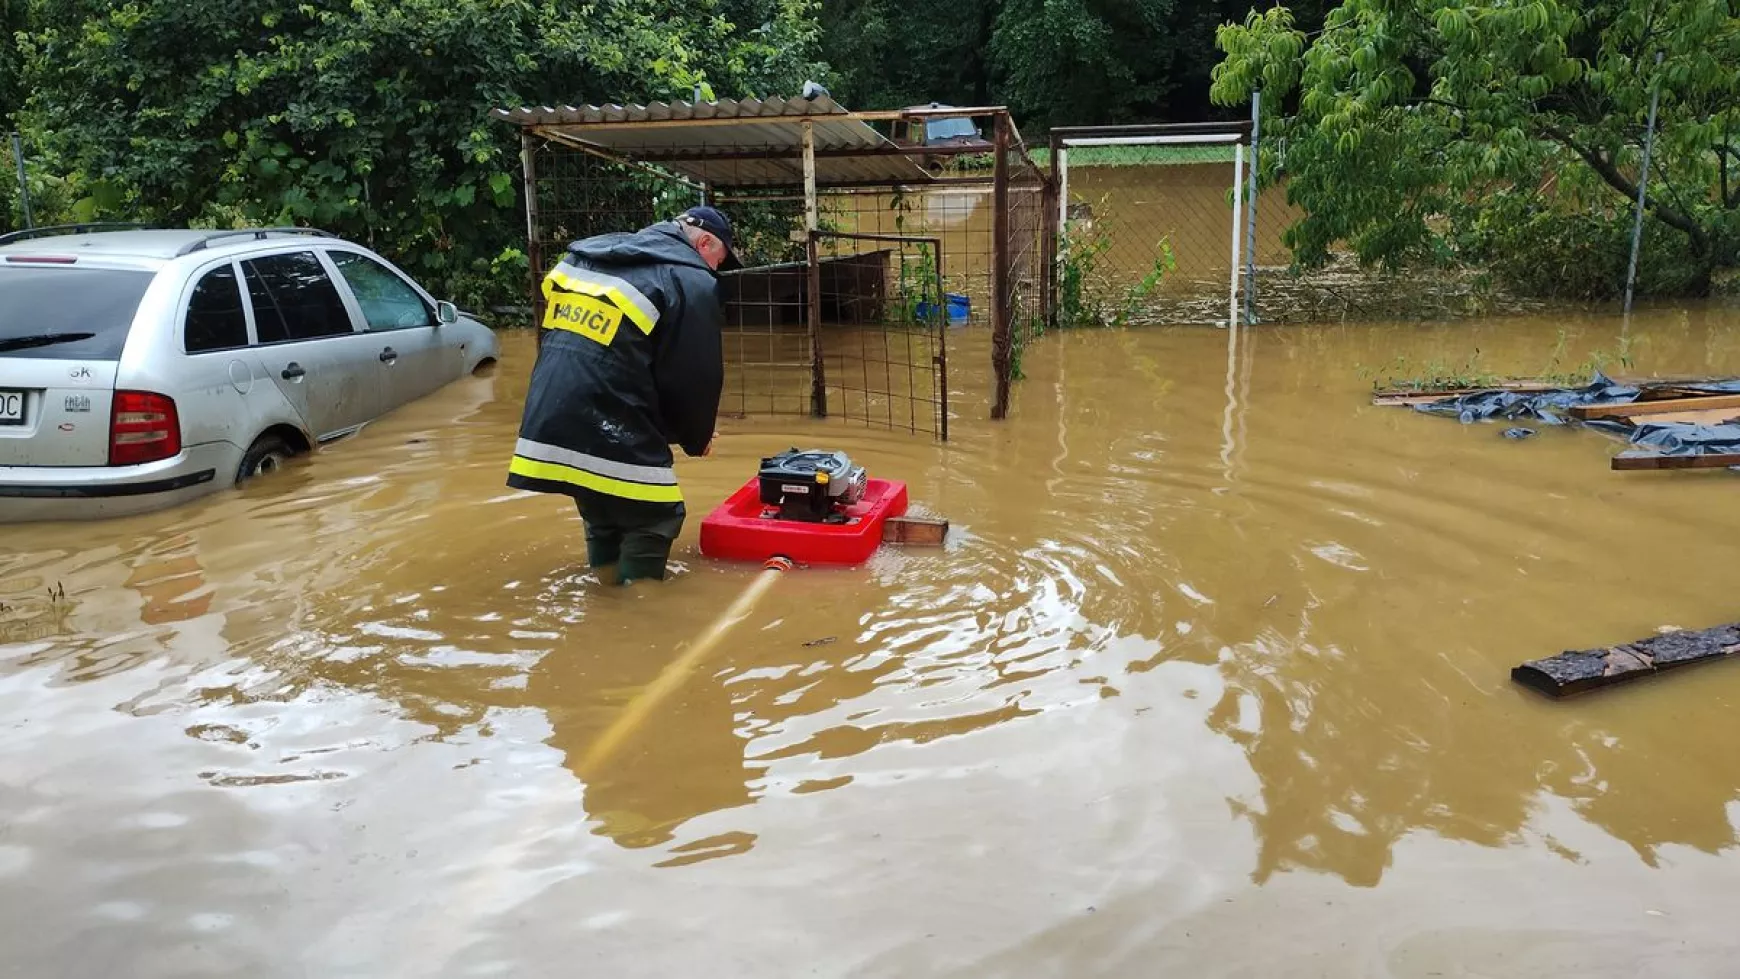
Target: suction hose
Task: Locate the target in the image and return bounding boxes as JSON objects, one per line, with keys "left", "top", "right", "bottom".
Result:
{"left": 410, "top": 556, "right": 797, "bottom": 975}
{"left": 579, "top": 555, "right": 794, "bottom": 775}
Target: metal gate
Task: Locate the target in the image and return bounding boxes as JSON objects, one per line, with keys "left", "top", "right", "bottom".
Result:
{"left": 716, "top": 229, "right": 949, "bottom": 441}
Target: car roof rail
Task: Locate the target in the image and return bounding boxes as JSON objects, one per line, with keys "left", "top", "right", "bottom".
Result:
{"left": 175, "top": 227, "right": 338, "bottom": 257}
{"left": 0, "top": 222, "right": 155, "bottom": 246}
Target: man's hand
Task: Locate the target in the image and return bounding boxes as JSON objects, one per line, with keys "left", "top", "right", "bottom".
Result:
{"left": 701, "top": 431, "right": 718, "bottom": 457}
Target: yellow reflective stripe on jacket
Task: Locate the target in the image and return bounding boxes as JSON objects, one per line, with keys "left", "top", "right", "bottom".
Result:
{"left": 543, "top": 291, "right": 623, "bottom": 346}
{"left": 509, "top": 455, "right": 684, "bottom": 503}
{"left": 543, "top": 267, "right": 659, "bottom": 336}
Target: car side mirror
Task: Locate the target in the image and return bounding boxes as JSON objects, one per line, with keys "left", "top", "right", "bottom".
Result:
{"left": 436, "top": 300, "right": 459, "bottom": 325}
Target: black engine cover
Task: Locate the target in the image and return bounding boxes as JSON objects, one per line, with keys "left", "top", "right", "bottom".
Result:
{"left": 758, "top": 449, "right": 861, "bottom": 522}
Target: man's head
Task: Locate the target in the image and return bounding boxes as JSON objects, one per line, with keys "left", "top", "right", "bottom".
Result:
{"left": 676, "top": 206, "right": 741, "bottom": 272}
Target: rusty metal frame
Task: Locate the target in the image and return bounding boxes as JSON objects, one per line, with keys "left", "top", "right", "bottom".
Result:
{"left": 504, "top": 101, "right": 1050, "bottom": 432}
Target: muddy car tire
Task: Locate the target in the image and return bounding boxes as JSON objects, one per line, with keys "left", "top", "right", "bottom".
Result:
{"left": 236, "top": 435, "right": 294, "bottom": 485}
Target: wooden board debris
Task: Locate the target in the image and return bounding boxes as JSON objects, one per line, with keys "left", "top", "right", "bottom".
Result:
{"left": 1513, "top": 623, "right": 1740, "bottom": 698}
{"left": 1370, "top": 381, "right": 1558, "bottom": 407}
{"left": 881, "top": 515, "right": 948, "bottom": 546}
{"left": 1629, "top": 380, "right": 1740, "bottom": 401}
{"left": 1612, "top": 451, "right": 1740, "bottom": 471}
{"left": 1570, "top": 393, "right": 1740, "bottom": 421}
{"left": 1372, "top": 378, "right": 1737, "bottom": 410}
{"left": 1600, "top": 407, "right": 1740, "bottom": 427}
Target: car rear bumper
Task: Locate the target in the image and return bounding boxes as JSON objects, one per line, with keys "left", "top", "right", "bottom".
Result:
{"left": 0, "top": 442, "right": 239, "bottom": 522}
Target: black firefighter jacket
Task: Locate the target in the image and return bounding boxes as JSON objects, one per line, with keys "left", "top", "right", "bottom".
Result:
{"left": 507, "top": 221, "right": 724, "bottom": 504}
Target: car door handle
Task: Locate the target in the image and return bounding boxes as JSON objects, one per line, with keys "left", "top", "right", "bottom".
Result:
{"left": 379, "top": 347, "right": 398, "bottom": 364}
{"left": 281, "top": 362, "right": 306, "bottom": 380}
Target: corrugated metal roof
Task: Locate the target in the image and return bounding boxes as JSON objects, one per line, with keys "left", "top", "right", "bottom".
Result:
{"left": 496, "top": 95, "right": 859, "bottom": 129}
{"left": 494, "top": 96, "right": 936, "bottom": 189}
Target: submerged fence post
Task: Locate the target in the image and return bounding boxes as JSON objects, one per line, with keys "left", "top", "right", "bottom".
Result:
{"left": 991, "top": 111, "right": 1013, "bottom": 420}
{"left": 1228, "top": 143, "right": 1244, "bottom": 329}
{"left": 1056, "top": 135, "right": 1069, "bottom": 234}
{"left": 803, "top": 120, "right": 828, "bottom": 418}
{"left": 694, "top": 84, "right": 708, "bottom": 208}
{"left": 10, "top": 132, "right": 33, "bottom": 231}
{"left": 519, "top": 129, "right": 542, "bottom": 323}
{"left": 1244, "top": 91, "right": 1261, "bottom": 326}
{"left": 1045, "top": 131, "right": 1062, "bottom": 332}
{"left": 933, "top": 241, "right": 950, "bottom": 442}
{"left": 1624, "top": 52, "right": 1664, "bottom": 317}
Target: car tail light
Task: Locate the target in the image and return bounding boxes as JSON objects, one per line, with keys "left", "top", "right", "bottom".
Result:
{"left": 109, "top": 391, "right": 181, "bottom": 466}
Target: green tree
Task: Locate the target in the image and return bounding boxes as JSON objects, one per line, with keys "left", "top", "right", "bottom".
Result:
{"left": 1211, "top": 2, "right": 1740, "bottom": 297}
{"left": 1, "top": 0, "right": 21, "bottom": 122}
{"left": 818, "top": 0, "right": 1336, "bottom": 130}
{"left": 820, "top": 0, "right": 999, "bottom": 111}
{"left": 714, "top": 0, "right": 831, "bottom": 97}
{"left": 2, "top": 0, "right": 23, "bottom": 231}
{"left": 13, "top": 0, "right": 821, "bottom": 307}
{"left": 988, "top": 0, "right": 1177, "bottom": 133}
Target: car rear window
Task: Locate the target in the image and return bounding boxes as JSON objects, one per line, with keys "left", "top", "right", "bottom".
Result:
{"left": 184, "top": 264, "right": 250, "bottom": 353}
{"left": 0, "top": 266, "right": 155, "bottom": 360}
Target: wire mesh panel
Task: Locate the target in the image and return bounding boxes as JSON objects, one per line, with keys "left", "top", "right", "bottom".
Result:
{"left": 524, "top": 140, "right": 698, "bottom": 323}
{"left": 815, "top": 231, "right": 948, "bottom": 440}
{"left": 808, "top": 185, "right": 997, "bottom": 330}
{"left": 708, "top": 186, "right": 953, "bottom": 436}
{"left": 716, "top": 260, "right": 814, "bottom": 418}
{"left": 987, "top": 120, "right": 1051, "bottom": 417}
{"left": 710, "top": 188, "right": 812, "bottom": 419}
{"left": 1058, "top": 139, "right": 1290, "bottom": 327}
{"left": 1006, "top": 171, "right": 1049, "bottom": 380}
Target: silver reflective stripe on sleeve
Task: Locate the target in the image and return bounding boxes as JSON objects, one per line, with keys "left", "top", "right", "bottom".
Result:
{"left": 513, "top": 438, "right": 678, "bottom": 486}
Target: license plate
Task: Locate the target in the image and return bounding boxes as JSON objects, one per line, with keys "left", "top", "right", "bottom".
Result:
{"left": 0, "top": 390, "right": 24, "bottom": 425}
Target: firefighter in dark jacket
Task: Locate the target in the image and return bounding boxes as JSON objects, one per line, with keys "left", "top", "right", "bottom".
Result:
{"left": 508, "top": 206, "right": 739, "bottom": 583}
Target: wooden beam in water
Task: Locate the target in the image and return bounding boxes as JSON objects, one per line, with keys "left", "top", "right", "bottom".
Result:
{"left": 1372, "top": 379, "right": 1736, "bottom": 410}
{"left": 1512, "top": 623, "right": 1740, "bottom": 698}
{"left": 1369, "top": 381, "right": 1559, "bottom": 407}
{"left": 882, "top": 516, "right": 948, "bottom": 546}
{"left": 1604, "top": 407, "right": 1740, "bottom": 427}
{"left": 1573, "top": 393, "right": 1740, "bottom": 420}
{"left": 1611, "top": 451, "right": 1740, "bottom": 471}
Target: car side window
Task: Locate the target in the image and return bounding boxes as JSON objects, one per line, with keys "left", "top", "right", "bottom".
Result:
{"left": 242, "top": 251, "right": 355, "bottom": 343}
{"left": 331, "top": 251, "right": 435, "bottom": 331}
{"left": 184, "top": 264, "right": 249, "bottom": 353}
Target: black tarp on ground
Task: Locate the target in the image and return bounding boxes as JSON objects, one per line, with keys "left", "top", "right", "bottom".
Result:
{"left": 1412, "top": 374, "right": 1640, "bottom": 424}
{"left": 1416, "top": 375, "right": 1740, "bottom": 425}
{"left": 1408, "top": 374, "right": 1740, "bottom": 463}
{"left": 1623, "top": 422, "right": 1740, "bottom": 455}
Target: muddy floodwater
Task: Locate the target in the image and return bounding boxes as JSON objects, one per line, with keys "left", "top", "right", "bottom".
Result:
{"left": 6, "top": 305, "right": 1740, "bottom": 977}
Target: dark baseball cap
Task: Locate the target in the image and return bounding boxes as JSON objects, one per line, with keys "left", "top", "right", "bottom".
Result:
{"left": 678, "top": 205, "right": 741, "bottom": 270}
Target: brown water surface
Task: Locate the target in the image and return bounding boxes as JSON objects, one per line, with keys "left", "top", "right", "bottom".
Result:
{"left": 5, "top": 306, "right": 1740, "bottom": 977}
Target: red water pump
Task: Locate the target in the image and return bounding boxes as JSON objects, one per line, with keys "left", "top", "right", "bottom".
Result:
{"left": 698, "top": 448, "right": 910, "bottom": 566}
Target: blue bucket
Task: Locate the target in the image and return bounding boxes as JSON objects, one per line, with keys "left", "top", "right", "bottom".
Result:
{"left": 916, "top": 293, "right": 971, "bottom": 326}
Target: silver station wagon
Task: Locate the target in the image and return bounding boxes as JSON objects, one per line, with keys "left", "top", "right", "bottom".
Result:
{"left": 0, "top": 225, "right": 499, "bottom": 521}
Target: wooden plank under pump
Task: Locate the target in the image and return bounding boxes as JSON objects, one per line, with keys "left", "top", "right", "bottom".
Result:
{"left": 881, "top": 515, "right": 949, "bottom": 546}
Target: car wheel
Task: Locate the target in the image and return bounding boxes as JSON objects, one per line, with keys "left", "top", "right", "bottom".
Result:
{"left": 236, "top": 435, "right": 294, "bottom": 485}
